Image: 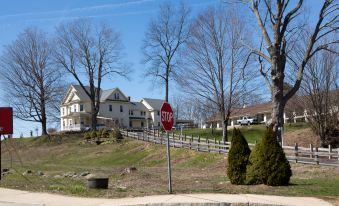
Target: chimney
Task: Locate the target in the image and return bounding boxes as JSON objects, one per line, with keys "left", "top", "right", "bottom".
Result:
{"left": 128, "top": 96, "right": 131, "bottom": 101}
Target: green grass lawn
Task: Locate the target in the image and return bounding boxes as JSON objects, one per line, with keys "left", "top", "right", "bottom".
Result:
{"left": 176, "top": 123, "right": 310, "bottom": 144}
{"left": 1, "top": 129, "right": 337, "bottom": 199}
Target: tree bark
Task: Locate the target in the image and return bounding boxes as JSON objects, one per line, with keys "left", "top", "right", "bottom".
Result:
{"left": 91, "top": 101, "right": 98, "bottom": 131}
{"left": 220, "top": 110, "right": 227, "bottom": 142}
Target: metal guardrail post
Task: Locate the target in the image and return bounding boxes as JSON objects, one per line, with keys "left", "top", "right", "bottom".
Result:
{"left": 328, "top": 145, "right": 332, "bottom": 160}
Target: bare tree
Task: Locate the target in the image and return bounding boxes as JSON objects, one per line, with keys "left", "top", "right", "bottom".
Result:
{"left": 300, "top": 48, "right": 338, "bottom": 147}
{"left": 142, "top": 2, "right": 190, "bottom": 102}
{"left": 178, "top": 8, "right": 254, "bottom": 142}
{"left": 242, "top": 0, "right": 338, "bottom": 144}
{"left": 54, "top": 20, "right": 128, "bottom": 130}
{"left": 0, "top": 27, "right": 64, "bottom": 135}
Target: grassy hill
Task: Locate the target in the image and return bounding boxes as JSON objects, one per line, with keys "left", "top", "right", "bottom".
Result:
{"left": 176, "top": 123, "right": 311, "bottom": 144}
{"left": 0, "top": 130, "right": 338, "bottom": 199}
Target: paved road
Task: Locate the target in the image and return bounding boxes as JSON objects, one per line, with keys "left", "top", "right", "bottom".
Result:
{"left": 0, "top": 188, "right": 333, "bottom": 206}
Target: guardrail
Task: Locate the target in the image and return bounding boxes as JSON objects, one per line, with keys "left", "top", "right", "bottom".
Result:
{"left": 121, "top": 129, "right": 339, "bottom": 167}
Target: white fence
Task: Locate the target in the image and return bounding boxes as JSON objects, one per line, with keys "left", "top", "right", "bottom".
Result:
{"left": 121, "top": 129, "right": 339, "bottom": 167}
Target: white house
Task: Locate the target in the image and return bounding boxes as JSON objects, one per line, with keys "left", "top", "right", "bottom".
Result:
{"left": 60, "top": 85, "right": 164, "bottom": 131}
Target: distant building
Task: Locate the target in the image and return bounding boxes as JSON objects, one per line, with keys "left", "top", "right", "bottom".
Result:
{"left": 60, "top": 85, "right": 164, "bottom": 131}
{"left": 205, "top": 90, "right": 339, "bottom": 128}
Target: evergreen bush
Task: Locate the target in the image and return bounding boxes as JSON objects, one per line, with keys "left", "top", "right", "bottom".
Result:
{"left": 227, "top": 128, "right": 251, "bottom": 185}
{"left": 246, "top": 127, "right": 292, "bottom": 186}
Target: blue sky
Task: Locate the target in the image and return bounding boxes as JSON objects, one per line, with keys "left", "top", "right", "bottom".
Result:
{"left": 0, "top": 0, "right": 221, "bottom": 137}
{"left": 0, "top": 0, "right": 324, "bottom": 137}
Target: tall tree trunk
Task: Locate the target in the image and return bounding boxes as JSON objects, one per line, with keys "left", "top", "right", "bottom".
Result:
{"left": 91, "top": 100, "right": 97, "bottom": 131}
{"left": 270, "top": 61, "right": 285, "bottom": 145}
{"left": 41, "top": 114, "right": 47, "bottom": 135}
{"left": 165, "top": 78, "right": 169, "bottom": 102}
{"left": 165, "top": 66, "right": 169, "bottom": 102}
{"left": 41, "top": 93, "right": 48, "bottom": 135}
{"left": 220, "top": 110, "right": 227, "bottom": 142}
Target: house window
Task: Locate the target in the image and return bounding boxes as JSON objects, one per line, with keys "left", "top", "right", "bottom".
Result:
{"left": 109, "top": 105, "right": 112, "bottom": 112}
{"left": 62, "top": 108, "right": 64, "bottom": 115}
{"left": 129, "top": 110, "right": 133, "bottom": 115}
{"left": 114, "top": 93, "right": 120, "bottom": 100}
{"left": 63, "top": 121, "right": 65, "bottom": 127}
{"left": 74, "top": 105, "right": 77, "bottom": 112}
{"left": 117, "top": 93, "right": 119, "bottom": 99}
{"left": 157, "top": 111, "right": 160, "bottom": 116}
{"left": 80, "top": 104, "right": 84, "bottom": 111}
{"left": 141, "top": 122, "right": 144, "bottom": 127}
{"left": 129, "top": 121, "right": 132, "bottom": 127}
{"left": 120, "top": 105, "right": 123, "bottom": 112}
{"left": 69, "top": 119, "right": 72, "bottom": 126}
{"left": 141, "top": 111, "right": 143, "bottom": 116}
{"left": 158, "top": 122, "right": 160, "bottom": 126}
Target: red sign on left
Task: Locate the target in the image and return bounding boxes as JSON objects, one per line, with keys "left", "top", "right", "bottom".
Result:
{"left": 0, "top": 107, "right": 13, "bottom": 135}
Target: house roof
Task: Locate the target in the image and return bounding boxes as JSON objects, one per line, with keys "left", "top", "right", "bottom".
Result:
{"left": 130, "top": 102, "right": 147, "bottom": 111}
{"left": 141, "top": 98, "right": 165, "bottom": 110}
{"left": 62, "top": 85, "right": 128, "bottom": 104}
{"left": 230, "top": 102, "right": 272, "bottom": 118}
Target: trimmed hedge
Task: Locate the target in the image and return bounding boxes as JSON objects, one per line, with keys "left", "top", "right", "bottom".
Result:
{"left": 227, "top": 128, "right": 251, "bottom": 185}
{"left": 246, "top": 127, "right": 292, "bottom": 186}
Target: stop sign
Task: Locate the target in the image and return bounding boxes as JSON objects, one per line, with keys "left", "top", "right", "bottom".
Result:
{"left": 160, "top": 102, "right": 174, "bottom": 131}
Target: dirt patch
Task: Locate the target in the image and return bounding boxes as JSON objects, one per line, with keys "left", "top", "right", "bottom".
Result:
{"left": 284, "top": 128, "right": 321, "bottom": 147}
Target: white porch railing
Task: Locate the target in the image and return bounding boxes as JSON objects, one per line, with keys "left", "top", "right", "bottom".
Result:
{"left": 63, "top": 124, "right": 87, "bottom": 131}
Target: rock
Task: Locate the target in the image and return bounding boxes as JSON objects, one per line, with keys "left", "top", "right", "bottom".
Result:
{"left": 2, "top": 168, "right": 9, "bottom": 173}
{"left": 116, "top": 186, "right": 127, "bottom": 190}
{"left": 80, "top": 171, "right": 90, "bottom": 177}
{"left": 23, "top": 170, "right": 33, "bottom": 176}
{"left": 126, "top": 167, "right": 137, "bottom": 173}
{"left": 37, "top": 171, "right": 44, "bottom": 176}
{"left": 63, "top": 172, "right": 77, "bottom": 177}
{"left": 121, "top": 167, "right": 137, "bottom": 176}
{"left": 54, "top": 175, "right": 62, "bottom": 178}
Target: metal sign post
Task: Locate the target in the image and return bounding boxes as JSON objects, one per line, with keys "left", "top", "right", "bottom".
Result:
{"left": 166, "top": 131, "right": 172, "bottom": 193}
{"left": 160, "top": 102, "right": 174, "bottom": 194}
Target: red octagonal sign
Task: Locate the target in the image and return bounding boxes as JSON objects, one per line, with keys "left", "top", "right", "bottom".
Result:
{"left": 160, "top": 102, "right": 174, "bottom": 131}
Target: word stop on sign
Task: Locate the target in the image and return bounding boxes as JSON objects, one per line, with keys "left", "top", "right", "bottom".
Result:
{"left": 161, "top": 111, "right": 173, "bottom": 122}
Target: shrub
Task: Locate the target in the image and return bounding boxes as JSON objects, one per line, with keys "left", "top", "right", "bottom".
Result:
{"left": 111, "top": 128, "right": 123, "bottom": 143}
{"left": 101, "top": 129, "right": 109, "bottom": 138}
{"left": 246, "top": 127, "right": 292, "bottom": 186}
{"left": 227, "top": 128, "right": 251, "bottom": 185}
{"left": 90, "top": 130, "right": 97, "bottom": 139}
{"left": 83, "top": 132, "right": 91, "bottom": 140}
{"left": 96, "top": 130, "right": 102, "bottom": 139}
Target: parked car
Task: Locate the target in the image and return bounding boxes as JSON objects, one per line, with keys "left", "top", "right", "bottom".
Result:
{"left": 236, "top": 116, "right": 258, "bottom": 125}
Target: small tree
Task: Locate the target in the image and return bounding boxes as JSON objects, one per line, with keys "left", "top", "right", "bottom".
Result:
{"left": 246, "top": 127, "right": 292, "bottom": 186}
{"left": 227, "top": 128, "right": 251, "bottom": 185}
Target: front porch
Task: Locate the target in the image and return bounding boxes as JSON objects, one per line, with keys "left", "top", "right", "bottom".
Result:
{"left": 61, "top": 112, "right": 119, "bottom": 131}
